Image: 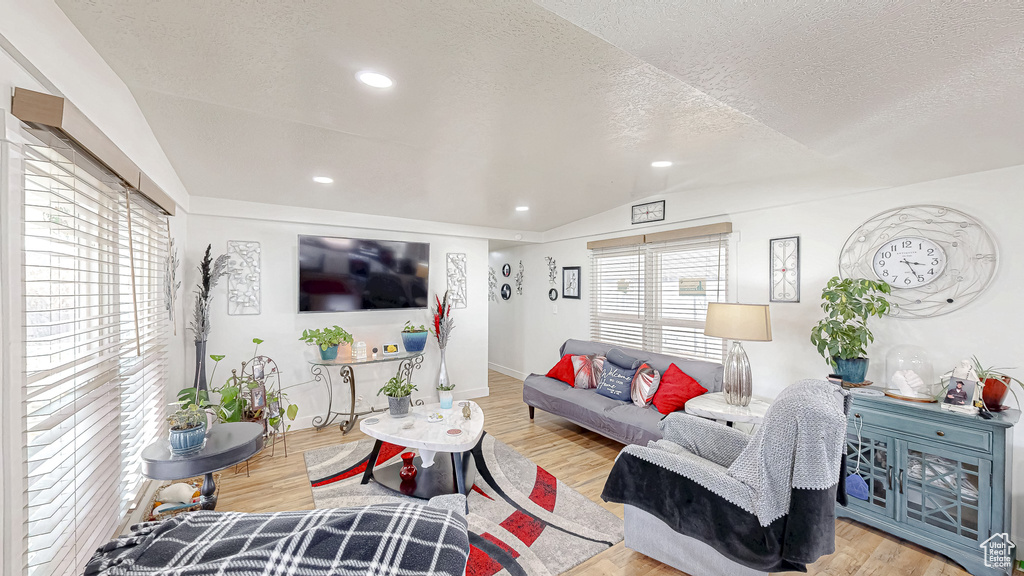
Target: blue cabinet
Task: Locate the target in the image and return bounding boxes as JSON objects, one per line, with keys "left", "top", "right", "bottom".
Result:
{"left": 839, "top": 395, "right": 1018, "bottom": 576}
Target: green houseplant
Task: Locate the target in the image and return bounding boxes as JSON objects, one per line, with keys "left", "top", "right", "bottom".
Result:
{"left": 809, "top": 276, "right": 891, "bottom": 384}
{"left": 167, "top": 403, "right": 207, "bottom": 455}
{"left": 378, "top": 374, "right": 417, "bottom": 418}
{"left": 299, "top": 325, "right": 354, "bottom": 361}
{"left": 971, "top": 356, "right": 1022, "bottom": 412}
{"left": 401, "top": 321, "right": 428, "bottom": 353}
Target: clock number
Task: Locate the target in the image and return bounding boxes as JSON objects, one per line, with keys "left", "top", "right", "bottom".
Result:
{"left": 932, "top": 258, "right": 940, "bottom": 265}
{"left": 882, "top": 251, "right": 892, "bottom": 258}
{"left": 877, "top": 260, "right": 885, "bottom": 267}
{"left": 904, "top": 277, "right": 912, "bottom": 285}
{"left": 927, "top": 249, "right": 935, "bottom": 256}
{"left": 903, "top": 240, "right": 913, "bottom": 248}
{"left": 881, "top": 270, "right": 889, "bottom": 277}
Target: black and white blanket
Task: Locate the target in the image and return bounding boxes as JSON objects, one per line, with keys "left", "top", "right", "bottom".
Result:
{"left": 85, "top": 502, "right": 470, "bottom": 576}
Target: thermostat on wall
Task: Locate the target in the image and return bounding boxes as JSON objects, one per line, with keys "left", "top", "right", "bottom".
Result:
{"left": 382, "top": 342, "right": 400, "bottom": 357}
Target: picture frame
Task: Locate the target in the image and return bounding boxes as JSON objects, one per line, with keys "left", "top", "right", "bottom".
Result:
{"left": 769, "top": 236, "right": 800, "bottom": 303}
{"left": 941, "top": 377, "right": 978, "bottom": 414}
{"left": 562, "top": 266, "right": 581, "bottom": 300}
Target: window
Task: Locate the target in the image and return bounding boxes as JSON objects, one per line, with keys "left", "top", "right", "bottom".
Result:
{"left": 590, "top": 232, "right": 729, "bottom": 362}
{"left": 20, "top": 130, "right": 170, "bottom": 576}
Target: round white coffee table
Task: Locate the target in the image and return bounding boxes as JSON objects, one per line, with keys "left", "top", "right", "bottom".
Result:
{"left": 684, "top": 392, "right": 771, "bottom": 427}
{"left": 359, "top": 400, "right": 484, "bottom": 499}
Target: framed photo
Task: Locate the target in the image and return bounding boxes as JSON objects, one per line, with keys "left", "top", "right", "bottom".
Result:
{"left": 562, "top": 266, "right": 581, "bottom": 299}
{"left": 769, "top": 236, "right": 800, "bottom": 303}
{"left": 944, "top": 377, "right": 977, "bottom": 407}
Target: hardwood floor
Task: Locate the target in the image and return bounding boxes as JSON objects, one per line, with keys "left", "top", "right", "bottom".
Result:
{"left": 215, "top": 370, "right": 978, "bottom": 576}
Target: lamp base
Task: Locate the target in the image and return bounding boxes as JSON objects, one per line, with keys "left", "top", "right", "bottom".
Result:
{"left": 723, "top": 341, "right": 752, "bottom": 406}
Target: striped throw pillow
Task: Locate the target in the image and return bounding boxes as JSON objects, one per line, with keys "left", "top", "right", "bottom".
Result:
{"left": 631, "top": 363, "right": 661, "bottom": 407}
{"left": 571, "top": 354, "right": 598, "bottom": 389}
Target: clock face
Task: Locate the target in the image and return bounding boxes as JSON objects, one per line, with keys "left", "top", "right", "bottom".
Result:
{"left": 770, "top": 237, "right": 800, "bottom": 302}
{"left": 871, "top": 236, "right": 947, "bottom": 288}
{"left": 631, "top": 201, "right": 665, "bottom": 224}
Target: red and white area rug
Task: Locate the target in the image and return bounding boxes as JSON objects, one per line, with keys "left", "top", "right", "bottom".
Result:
{"left": 304, "top": 432, "right": 623, "bottom": 576}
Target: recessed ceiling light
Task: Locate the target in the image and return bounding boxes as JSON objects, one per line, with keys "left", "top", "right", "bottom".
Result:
{"left": 515, "top": 206, "right": 529, "bottom": 212}
{"left": 651, "top": 161, "right": 673, "bottom": 168}
{"left": 356, "top": 71, "right": 393, "bottom": 88}
{"left": 313, "top": 176, "right": 334, "bottom": 184}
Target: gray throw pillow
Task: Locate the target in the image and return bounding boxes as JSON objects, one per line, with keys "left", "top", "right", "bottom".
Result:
{"left": 606, "top": 348, "right": 640, "bottom": 370}
{"left": 595, "top": 362, "right": 636, "bottom": 402}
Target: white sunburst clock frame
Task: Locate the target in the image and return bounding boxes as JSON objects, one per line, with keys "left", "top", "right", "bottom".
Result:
{"left": 838, "top": 205, "right": 998, "bottom": 319}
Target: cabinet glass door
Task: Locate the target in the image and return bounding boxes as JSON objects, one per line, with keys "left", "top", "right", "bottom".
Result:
{"left": 899, "top": 441, "right": 991, "bottom": 547}
{"left": 845, "top": 425, "right": 894, "bottom": 517}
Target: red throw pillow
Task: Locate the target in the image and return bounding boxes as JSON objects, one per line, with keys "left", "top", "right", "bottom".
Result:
{"left": 652, "top": 363, "right": 708, "bottom": 414}
{"left": 546, "top": 354, "right": 575, "bottom": 386}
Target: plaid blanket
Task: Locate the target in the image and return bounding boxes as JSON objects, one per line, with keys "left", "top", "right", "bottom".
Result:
{"left": 85, "top": 502, "right": 470, "bottom": 576}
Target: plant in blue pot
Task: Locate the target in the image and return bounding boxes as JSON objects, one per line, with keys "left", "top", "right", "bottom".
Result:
{"left": 168, "top": 403, "right": 207, "bottom": 455}
{"left": 401, "top": 321, "right": 428, "bottom": 353}
{"left": 299, "top": 325, "right": 354, "bottom": 361}
{"left": 810, "top": 276, "right": 891, "bottom": 384}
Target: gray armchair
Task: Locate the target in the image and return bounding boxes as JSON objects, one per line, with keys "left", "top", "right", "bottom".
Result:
{"left": 602, "top": 379, "right": 849, "bottom": 575}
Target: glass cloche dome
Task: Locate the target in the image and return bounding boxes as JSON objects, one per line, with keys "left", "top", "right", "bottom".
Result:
{"left": 886, "top": 345, "right": 938, "bottom": 400}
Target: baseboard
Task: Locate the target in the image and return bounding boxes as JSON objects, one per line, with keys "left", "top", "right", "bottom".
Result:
{"left": 488, "top": 362, "right": 528, "bottom": 381}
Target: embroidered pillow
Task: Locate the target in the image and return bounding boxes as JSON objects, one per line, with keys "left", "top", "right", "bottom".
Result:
{"left": 630, "top": 363, "right": 661, "bottom": 407}
{"left": 595, "top": 362, "right": 637, "bottom": 402}
{"left": 570, "top": 354, "right": 598, "bottom": 389}
{"left": 652, "top": 363, "right": 707, "bottom": 414}
{"left": 545, "top": 354, "right": 575, "bottom": 386}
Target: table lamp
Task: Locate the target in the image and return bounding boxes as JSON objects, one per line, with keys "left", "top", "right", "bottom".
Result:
{"left": 704, "top": 303, "right": 772, "bottom": 406}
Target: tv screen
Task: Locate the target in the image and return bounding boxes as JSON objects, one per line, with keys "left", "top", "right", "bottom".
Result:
{"left": 298, "top": 235, "right": 430, "bottom": 312}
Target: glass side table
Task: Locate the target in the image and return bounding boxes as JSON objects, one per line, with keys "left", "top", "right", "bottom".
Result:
{"left": 309, "top": 351, "right": 425, "bottom": 434}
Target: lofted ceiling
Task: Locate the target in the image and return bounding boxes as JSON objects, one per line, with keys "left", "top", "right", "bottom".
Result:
{"left": 55, "top": 0, "right": 1024, "bottom": 232}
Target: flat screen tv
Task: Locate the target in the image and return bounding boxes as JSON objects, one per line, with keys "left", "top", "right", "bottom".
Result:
{"left": 298, "top": 235, "right": 430, "bottom": 312}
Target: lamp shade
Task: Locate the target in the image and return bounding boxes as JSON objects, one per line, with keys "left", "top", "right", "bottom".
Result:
{"left": 704, "top": 303, "right": 772, "bottom": 342}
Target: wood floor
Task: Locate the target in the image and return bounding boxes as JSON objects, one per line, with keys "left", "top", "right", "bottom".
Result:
{"left": 215, "top": 370, "right": 980, "bottom": 576}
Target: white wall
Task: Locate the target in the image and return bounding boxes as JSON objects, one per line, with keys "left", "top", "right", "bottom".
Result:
{"left": 489, "top": 165, "right": 1024, "bottom": 539}
{"left": 184, "top": 209, "right": 490, "bottom": 431}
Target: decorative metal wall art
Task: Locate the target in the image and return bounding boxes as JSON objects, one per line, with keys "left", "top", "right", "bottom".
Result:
{"left": 227, "top": 241, "right": 261, "bottom": 315}
{"left": 769, "top": 236, "right": 800, "bottom": 303}
{"left": 446, "top": 253, "right": 468, "bottom": 309}
{"left": 545, "top": 257, "right": 557, "bottom": 285}
{"left": 164, "top": 237, "right": 181, "bottom": 333}
{"left": 515, "top": 260, "right": 524, "bottom": 295}
{"left": 487, "top": 266, "right": 498, "bottom": 302}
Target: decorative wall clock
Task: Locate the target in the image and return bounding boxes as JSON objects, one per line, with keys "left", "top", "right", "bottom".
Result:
{"left": 839, "top": 205, "right": 997, "bottom": 319}
{"left": 769, "top": 236, "right": 800, "bottom": 303}
{"left": 500, "top": 283, "right": 512, "bottom": 300}
{"left": 631, "top": 200, "right": 665, "bottom": 225}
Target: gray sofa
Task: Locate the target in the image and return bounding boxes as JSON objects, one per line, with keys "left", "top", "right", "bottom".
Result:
{"left": 523, "top": 339, "right": 724, "bottom": 445}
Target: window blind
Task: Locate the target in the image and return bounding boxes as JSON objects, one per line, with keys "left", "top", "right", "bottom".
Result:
{"left": 22, "top": 131, "right": 170, "bottom": 576}
{"left": 590, "top": 233, "right": 728, "bottom": 362}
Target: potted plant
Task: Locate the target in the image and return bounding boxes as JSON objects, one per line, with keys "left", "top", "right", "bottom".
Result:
{"left": 809, "top": 276, "right": 891, "bottom": 384}
{"left": 299, "top": 325, "right": 354, "bottom": 361}
{"left": 401, "top": 321, "right": 429, "bottom": 353}
{"left": 378, "top": 374, "right": 417, "bottom": 418}
{"left": 437, "top": 381, "right": 455, "bottom": 409}
{"left": 168, "top": 403, "right": 207, "bottom": 455}
{"left": 971, "top": 357, "right": 1022, "bottom": 412}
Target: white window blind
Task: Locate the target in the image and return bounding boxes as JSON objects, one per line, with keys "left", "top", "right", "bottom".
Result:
{"left": 590, "top": 233, "right": 728, "bottom": 362}
{"left": 22, "top": 132, "right": 170, "bottom": 576}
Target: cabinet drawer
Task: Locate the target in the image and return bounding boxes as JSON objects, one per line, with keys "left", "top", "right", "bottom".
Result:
{"left": 850, "top": 408, "right": 992, "bottom": 453}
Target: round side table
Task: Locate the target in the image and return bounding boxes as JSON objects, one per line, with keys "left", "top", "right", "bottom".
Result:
{"left": 684, "top": 392, "right": 771, "bottom": 427}
{"left": 142, "top": 422, "right": 264, "bottom": 510}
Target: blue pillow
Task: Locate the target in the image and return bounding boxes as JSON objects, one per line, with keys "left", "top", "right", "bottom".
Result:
{"left": 595, "top": 362, "right": 636, "bottom": 402}
{"left": 606, "top": 348, "right": 640, "bottom": 370}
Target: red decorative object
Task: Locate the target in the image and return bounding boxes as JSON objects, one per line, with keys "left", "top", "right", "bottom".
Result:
{"left": 982, "top": 376, "right": 1011, "bottom": 412}
{"left": 652, "top": 363, "right": 708, "bottom": 415}
{"left": 399, "top": 452, "right": 417, "bottom": 481}
{"left": 545, "top": 355, "right": 575, "bottom": 386}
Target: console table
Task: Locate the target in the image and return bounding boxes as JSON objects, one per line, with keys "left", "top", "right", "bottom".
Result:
{"left": 839, "top": 393, "right": 1018, "bottom": 576}
{"left": 309, "top": 351, "right": 424, "bottom": 434}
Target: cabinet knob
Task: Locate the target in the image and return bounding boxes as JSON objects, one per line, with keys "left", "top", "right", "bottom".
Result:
{"left": 936, "top": 430, "right": 945, "bottom": 437}
{"left": 854, "top": 413, "right": 861, "bottom": 419}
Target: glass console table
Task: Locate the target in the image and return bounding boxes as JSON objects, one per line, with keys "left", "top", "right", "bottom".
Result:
{"left": 309, "top": 351, "right": 425, "bottom": 434}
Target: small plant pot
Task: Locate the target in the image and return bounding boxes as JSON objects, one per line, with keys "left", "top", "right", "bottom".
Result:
{"left": 438, "top": 389, "right": 454, "bottom": 409}
{"left": 401, "top": 331, "right": 428, "bottom": 353}
{"left": 982, "top": 376, "right": 1011, "bottom": 412}
{"left": 834, "top": 357, "right": 869, "bottom": 384}
{"left": 169, "top": 422, "right": 207, "bottom": 455}
{"left": 319, "top": 345, "right": 339, "bottom": 361}
{"left": 388, "top": 395, "right": 412, "bottom": 418}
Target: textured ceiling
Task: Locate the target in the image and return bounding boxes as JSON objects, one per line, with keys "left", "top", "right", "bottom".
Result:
{"left": 536, "top": 0, "right": 1024, "bottom": 187}
{"left": 54, "top": 1, "right": 1024, "bottom": 231}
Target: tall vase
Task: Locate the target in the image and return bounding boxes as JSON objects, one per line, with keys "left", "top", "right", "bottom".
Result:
{"left": 193, "top": 340, "right": 208, "bottom": 393}
{"left": 437, "top": 347, "right": 450, "bottom": 390}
